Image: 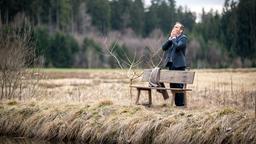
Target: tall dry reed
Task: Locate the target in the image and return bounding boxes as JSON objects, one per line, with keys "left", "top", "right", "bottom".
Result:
{"left": 0, "top": 100, "right": 255, "bottom": 144}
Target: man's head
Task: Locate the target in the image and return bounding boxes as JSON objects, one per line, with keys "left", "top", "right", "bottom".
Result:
{"left": 170, "top": 22, "right": 184, "bottom": 37}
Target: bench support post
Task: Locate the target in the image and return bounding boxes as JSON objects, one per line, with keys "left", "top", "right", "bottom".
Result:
{"left": 171, "top": 91, "right": 175, "bottom": 106}
{"left": 184, "top": 91, "right": 187, "bottom": 108}
{"left": 135, "top": 88, "right": 152, "bottom": 106}
{"left": 148, "top": 89, "right": 152, "bottom": 105}
{"left": 135, "top": 89, "right": 141, "bottom": 104}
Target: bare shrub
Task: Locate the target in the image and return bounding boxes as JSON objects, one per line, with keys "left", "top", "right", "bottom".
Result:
{"left": 232, "top": 57, "right": 243, "bottom": 68}
{"left": 0, "top": 16, "right": 37, "bottom": 100}
{"left": 187, "top": 39, "right": 201, "bottom": 67}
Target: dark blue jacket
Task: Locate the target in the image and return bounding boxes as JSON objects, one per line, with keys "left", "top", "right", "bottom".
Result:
{"left": 162, "top": 34, "right": 187, "bottom": 68}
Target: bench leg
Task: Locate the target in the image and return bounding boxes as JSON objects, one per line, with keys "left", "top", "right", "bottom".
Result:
{"left": 171, "top": 91, "right": 175, "bottom": 107}
{"left": 134, "top": 88, "right": 152, "bottom": 106}
{"left": 148, "top": 89, "right": 152, "bottom": 106}
{"left": 184, "top": 91, "right": 187, "bottom": 108}
{"left": 135, "top": 88, "right": 141, "bottom": 105}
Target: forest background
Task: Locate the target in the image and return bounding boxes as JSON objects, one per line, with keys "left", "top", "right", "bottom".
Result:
{"left": 0, "top": 0, "right": 255, "bottom": 68}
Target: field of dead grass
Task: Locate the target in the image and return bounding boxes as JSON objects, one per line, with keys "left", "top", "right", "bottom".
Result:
{"left": 0, "top": 68, "right": 255, "bottom": 143}
{"left": 0, "top": 100, "right": 255, "bottom": 143}
{"left": 31, "top": 68, "right": 256, "bottom": 110}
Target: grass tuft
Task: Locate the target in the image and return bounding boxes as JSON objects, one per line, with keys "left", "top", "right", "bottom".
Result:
{"left": 7, "top": 101, "right": 18, "bottom": 106}
{"left": 218, "top": 107, "right": 237, "bottom": 117}
{"left": 97, "top": 99, "right": 113, "bottom": 107}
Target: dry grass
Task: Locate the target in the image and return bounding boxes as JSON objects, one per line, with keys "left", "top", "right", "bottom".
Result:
{"left": 190, "top": 69, "right": 256, "bottom": 110}
{"left": 0, "top": 68, "right": 256, "bottom": 143}
{"left": 0, "top": 100, "right": 255, "bottom": 143}
{"left": 23, "top": 68, "right": 255, "bottom": 110}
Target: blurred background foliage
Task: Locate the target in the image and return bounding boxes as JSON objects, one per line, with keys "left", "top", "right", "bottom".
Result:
{"left": 0, "top": 0, "right": 255, "bottom": 68}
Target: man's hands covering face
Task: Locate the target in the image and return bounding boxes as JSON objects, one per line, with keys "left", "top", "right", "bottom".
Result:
{"left": 170, "top": 29, "right": 178, "bottom": 37}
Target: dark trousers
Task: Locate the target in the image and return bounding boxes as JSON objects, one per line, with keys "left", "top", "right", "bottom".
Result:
{"left": 158, "top": 62, "right": 185, "bottom": 106}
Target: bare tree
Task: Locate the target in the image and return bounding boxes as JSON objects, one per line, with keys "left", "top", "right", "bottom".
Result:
{"left": 0, "top": 15, "right": 37, "bottom": 100}
{"left": 103, "top": 36, "right": 166, "bottom": 101}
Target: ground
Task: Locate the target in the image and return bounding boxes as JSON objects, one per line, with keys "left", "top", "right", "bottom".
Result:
{"left": 0, "top": 68, "right": 255, "bottom": 143}
{"left": 34, "top": 68, "right": 256, "bottom": 110}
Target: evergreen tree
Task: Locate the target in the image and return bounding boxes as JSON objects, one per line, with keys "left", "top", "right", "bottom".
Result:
{"left": 81, "top": 38, "right": 104, "bottom": 68}
{"left": 157, "top": 1, "right": 171, "bottom": 34}
{"left": 47, "top": 32, "right": 79, "bottom": 67}
{"left": 130, "top": 0, "right": 144, "bottom": 35}
{"left": 236, "top": 0, "right": 256, "bottom": 62}
{"left": 110, "top": 0, "right": 133, "bottom": 31}
{"left": 143, "top": 1, "right": 160, "bottom": 36}
{"left": 86, "top": 0, "right": 111, "bottom": 34}
{"left": 221, "top": 0, "right": 238, "bottom": 57}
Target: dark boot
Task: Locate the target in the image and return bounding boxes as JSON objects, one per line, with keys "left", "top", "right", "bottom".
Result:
{"left": 175, "top": 93, "right": 184, "bottom": 106}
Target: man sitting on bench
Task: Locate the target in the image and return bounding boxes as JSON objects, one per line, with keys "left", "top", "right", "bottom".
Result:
{"left": 158, "top": 22, "right": 188, "bottom": 106}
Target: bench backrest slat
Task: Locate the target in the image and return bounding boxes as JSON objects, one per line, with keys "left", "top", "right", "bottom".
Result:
{"left": 142, "top": 69, "right": 195, "bottom": 84}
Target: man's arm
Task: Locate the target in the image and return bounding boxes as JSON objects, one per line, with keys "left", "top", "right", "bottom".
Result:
{"left": 162, "top": 39, "right": 172, "bottom": 51}
{"left": 171, "top": 36, "right": 187, "bottom": 51}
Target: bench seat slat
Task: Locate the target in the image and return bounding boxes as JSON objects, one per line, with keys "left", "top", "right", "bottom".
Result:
{"left": 130, "top": 85, "right": 192, "bottom": 91}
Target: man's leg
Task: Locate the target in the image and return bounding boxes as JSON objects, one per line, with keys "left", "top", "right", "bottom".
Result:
{"left": 171, "top": 83, "right": 184, "bottom": 106}
{"left": 157, "top": 83, "right": 169, "bottom": 100}
{"left": 170, "top": 66, "right": 185, "bottom": 106}
{"left": 156, "top": 62, "right": 173, "bottom": 101}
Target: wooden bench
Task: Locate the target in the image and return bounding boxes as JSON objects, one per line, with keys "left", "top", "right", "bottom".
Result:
{"left": 130, "top": 69, "right": 195, "bottom": 107}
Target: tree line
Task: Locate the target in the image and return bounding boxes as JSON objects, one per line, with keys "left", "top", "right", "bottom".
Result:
{"left": 0, "top": 0, "right": 255, "bottom": 68}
